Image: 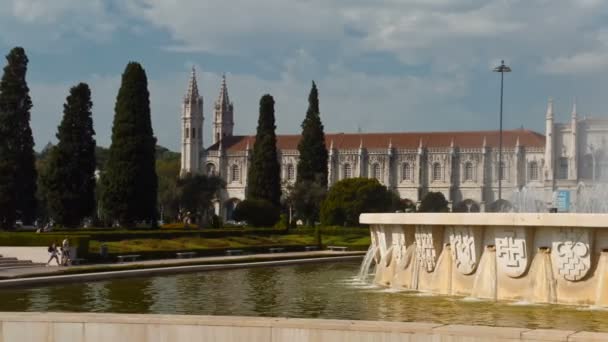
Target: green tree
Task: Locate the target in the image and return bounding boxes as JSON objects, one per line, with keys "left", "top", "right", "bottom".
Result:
{"left": 246, "top": 94, "right": 281, "bottom": 207}
{"left": 100, "top": 62, "right": 158, "bottom": 226}
{"left": 0, "top": 47, "right": 37, "bottom": 228}
{"left": 296, "top": 81, "right": 328, "bottom": 187}
{"left": 176, "top": 173, "right": 224, "bottom": 226}
{"left": 156, "top": 155, "right": 181, "bottom": 223}
{"left": 289, "top": 178, "right": 326, "bottom": 227}
{"left": 418, "top": 192, "right": 449, "bottom": 212}
{"left": 41, "top": 83, "right": 96, "bottom": 227}
{"left": 320, "top": 178, "right": 397, "bottom": 226}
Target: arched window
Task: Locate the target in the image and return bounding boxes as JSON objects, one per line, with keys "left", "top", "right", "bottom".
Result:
{"left": 343, "top": 164, "right": 352, "bottom": 179}
{"left": 206, "top": 163, "right": 216, "bottom": 176}
{"left": 372, "top": 163, "right": 381, "bottom": 181}
{"left": 464, "top": 162, "right": 474, "bottom": 181}
{"left": 432, "top": 163, "right": 442, "bottom": 181}
{"left": 286, "top": 164, "right": 295, "bottom": 181}
{"left": 529, "top": 161, "right": 539, "bottom": 181}
{"left": 402, "top": 163, "right": 411, "bottom": 181}
{"left": 497, "top": 161, "right": 507, "bottom": 180}
{"left": 231, "top": 165, "right": 240, "bottom": 182}
{"left": 559, "top": 158, "right": 568, "bottom": 179}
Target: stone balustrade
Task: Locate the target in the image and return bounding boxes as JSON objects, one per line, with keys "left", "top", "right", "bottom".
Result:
{"left": 359, "top": 213, "right": 608, "bottom": 305}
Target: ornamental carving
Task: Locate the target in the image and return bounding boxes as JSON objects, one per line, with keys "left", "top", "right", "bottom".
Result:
{"left": 495, "top": 227, "right": 529, "bottom": 278}
{"left": 368, "top": 154, "right": 387, "bottom": 165}
{"left": 415, "top": 225, "right": 444, "bottom": 272}
{"left": 552, "top": 227, "right": 592, "bottom": 282}
{"left": 338, "top": 154, "right": 358, "bottom": 164}
{"left": 391, "top": 227, "right": 407, "bottom": 267}
{"left": 448, "top": 226, "right": 482, "bottom": 275}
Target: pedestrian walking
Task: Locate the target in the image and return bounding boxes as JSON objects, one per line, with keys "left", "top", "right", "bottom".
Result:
{"left": 47, "top": 242, "right": 60, "bottom": 266}
{"left": 61, "top": 237, "right": 71, "bottom": 266}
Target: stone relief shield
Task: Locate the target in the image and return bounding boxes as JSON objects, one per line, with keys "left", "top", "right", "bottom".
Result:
{"left": 415, "top": 225, "right": 444, "bottom": 272}
{"left": 448, "top": 226, "right": 482, "bottom": 275}
{"left": 495, "top": 227, "right": 529, "bottom": 278}
{"left": 551, "top": 227, "right": 592, "bottom": 282}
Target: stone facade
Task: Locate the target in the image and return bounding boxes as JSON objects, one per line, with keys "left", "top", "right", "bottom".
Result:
{"left": 361, "top": 212, "right": 608, "bottom": 306}
{"left": 180, "top": 72, "right": 608, "bottom": 220}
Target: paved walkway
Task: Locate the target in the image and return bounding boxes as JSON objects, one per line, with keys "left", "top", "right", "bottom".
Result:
{"left": 0, "top": 250, "right": 365, "bottom": 280}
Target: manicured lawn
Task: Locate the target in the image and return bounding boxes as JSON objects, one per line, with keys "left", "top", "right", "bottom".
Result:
{"left": 89, "top": 231, "right": 371, "bottom": 254}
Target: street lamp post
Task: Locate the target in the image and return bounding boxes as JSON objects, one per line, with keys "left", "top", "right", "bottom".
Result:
{"left": 493, "top": 60, "right": 511, "bottom": 204}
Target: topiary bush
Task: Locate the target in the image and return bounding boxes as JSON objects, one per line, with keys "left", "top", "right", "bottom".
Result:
{"left": 419, "top": 192, "right": 449, "bottom": 212}
{"left": 233, "top": 198, "right": 280, "bottom": 227}
{"left": 320, "top": 178, "right": 397, "bottom": 226}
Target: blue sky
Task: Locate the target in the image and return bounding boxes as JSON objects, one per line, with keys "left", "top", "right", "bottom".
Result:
{"left": 2, "top": 0, "right": 608, "bottom": 151}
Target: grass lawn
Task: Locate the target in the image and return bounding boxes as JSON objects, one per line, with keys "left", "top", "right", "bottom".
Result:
{"left": 89, "top": 231, "right": 371, "bottom": 254}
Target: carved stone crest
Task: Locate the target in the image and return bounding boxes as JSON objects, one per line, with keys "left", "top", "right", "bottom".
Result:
{"left": 495, "top": 227, "right": 529, "bottom": 278}
{"left": 415, "top": 225, "right": 444, "bottom": 272}
{"left": 552, "top": 227, "right": 592, "bottom": 282}
{"left": 448, "top": 226, "right": 482, "bottom": 275}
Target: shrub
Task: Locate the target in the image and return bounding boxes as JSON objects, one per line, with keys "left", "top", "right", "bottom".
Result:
{"left": 233, "top": 198, "right": 280, "bottom": 227}
{"left": 320, "top": 178, "right": 397, "bottom": 226}
{"left": 419, "top": 192, "right": 449, "bottom": 212}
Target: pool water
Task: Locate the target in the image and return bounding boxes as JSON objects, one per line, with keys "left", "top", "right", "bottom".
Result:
{"left": 1, "top": 261, "right": 608, "bottom": 331}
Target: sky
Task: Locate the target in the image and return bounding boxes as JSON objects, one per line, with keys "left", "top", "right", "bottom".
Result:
{"left": 2, "top": 0, "right": 608, "bottom": 152}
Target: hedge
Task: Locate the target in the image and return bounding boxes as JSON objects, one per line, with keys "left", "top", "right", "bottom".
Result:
{"left": 0, "top": 233, "right": 90, "bottom": 257}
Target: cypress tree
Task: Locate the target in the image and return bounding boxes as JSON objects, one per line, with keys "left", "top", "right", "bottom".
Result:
{"left": 0, "top": 47, "right": 37, "bottom": 228}
{"left": 296, "top": 81, "right": 328, "bottom": 187}
{"left": 246, "top": 94, "right": 281, "bottom": 206}
{"left": 101, "top": 62, "right": 157, "bottom": 226}
{"left": 42, "top": 83, "right": 96, "bottom": 227}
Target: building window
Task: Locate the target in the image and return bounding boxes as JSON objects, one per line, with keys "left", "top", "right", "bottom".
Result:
{"left": 402, "top": 163, "right": 411, "bottom": 181}
{"left": 496, "top": 161, "right": 507, "bottom": 181}
{"left": 185, "top": 126, "right": 190, "bottom": 138}
{"left": 529, "top": 161, "right": 539, "bottom": 181}
{"left": 191, "top": 128, "right": 196, "bottom": 139}
{"left": 372, "top": 163, "right": 381, "bottom": 181}
{"left": 206, "top": 163, "right": 216, "bottom": 176}
{"left": 231, "top": 165, "right": 240, "bottom": 182}
{"left": 464, "top": 162, "right": 474, "bottom": 181}
{"left": 286, "top": 164, "right": 295, "bottom": 181}
{"left": 343, "top": 164, "right": 352, "bottom": 179}
{"left": 559, "top": 158, "right": 568, "bottom": 179}
{"left": 432, "top": 163, "right": 442, "bottom": 181}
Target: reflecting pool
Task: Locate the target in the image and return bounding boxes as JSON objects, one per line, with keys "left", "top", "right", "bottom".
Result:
{"left": 1, "top": 261, "right": 608, "bottom": 331}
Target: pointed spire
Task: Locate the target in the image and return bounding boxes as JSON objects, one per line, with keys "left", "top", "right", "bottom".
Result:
{"left": 450, "top": 138, "right": 455, "bottom": 148}
{"left": 571, "top": 98, "right": 578, "bottom": 120}
{"left": 359, "top": 138, "right": 364, "bottom": 150}
{"left": 516, "top": 136, "right": 520, "bottom": 147}
{"left": 483, "top": 136, "right": 487, "bottom": 147}
{"left": 546, "top": 97, "right": 554, "bottom": 119}
{"left": 418, "top": 138, "right": 423, "bottom": 149}
{"left": 246, "top": 138, "right": 250, "bottom": 151}
{"left": 330, "top": 139, "right": 334, "bottom": 150}
{"left": 388, "top": 138, "right": 393, "bottom": 149}
{"left": 216, "top": 73, "right": 231, "bottom": 109}
{"left": 185, "top": 66, "right": 200, "bottom": 102}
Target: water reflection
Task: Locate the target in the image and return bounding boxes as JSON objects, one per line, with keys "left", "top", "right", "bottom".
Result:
{"left": 1, "top": 262, "right": 608, "bottom": 332}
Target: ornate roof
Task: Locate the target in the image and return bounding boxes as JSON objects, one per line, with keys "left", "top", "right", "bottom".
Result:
{"left": 206, "top": 129, "right": 545, "bottom": 152}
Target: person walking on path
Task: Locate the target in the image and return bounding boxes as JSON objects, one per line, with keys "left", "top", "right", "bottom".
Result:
{"left": 61, "top": 237, "right": 71, "bottom": 266}
{"left": 47, "top": 242, "right": 60, "bottom": 266}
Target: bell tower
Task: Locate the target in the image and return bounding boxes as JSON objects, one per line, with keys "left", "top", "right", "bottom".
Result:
{"left": 213, "top": 74, "right": 234, "bottom": 144}
{"left": 180, "top": 67, "right": 204, "bottom": 175}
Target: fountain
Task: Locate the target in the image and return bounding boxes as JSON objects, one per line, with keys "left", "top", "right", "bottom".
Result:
{"left": 360, "top": 212, "right": 608, "bottom": 306}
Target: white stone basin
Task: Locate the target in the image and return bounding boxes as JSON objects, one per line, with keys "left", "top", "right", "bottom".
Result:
{"left": 359, "top": 212, "right": 608, "bottom": 306}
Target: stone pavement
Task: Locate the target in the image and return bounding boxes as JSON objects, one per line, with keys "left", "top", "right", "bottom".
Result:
{"left": 0, "top": 250, "right": 365, "bottom": 280}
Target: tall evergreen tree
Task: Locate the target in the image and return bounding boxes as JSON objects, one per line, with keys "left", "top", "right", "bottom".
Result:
{"left": 0, "top": 47, "right": 37, "bottom": 228}
{"left": 100, "top": 62, "right": 158, "bottom": 226}
{"left": 42, "top": 83, "right": 96, "bottom": 227}
{"left": 246, "top": 94, "right": 281, "bottom": 206}
{"left": 296, "top": 81, "right": 328, "bottom": 187}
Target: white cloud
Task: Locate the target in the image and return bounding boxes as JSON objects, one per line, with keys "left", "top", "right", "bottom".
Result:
{"left": 540, "top": 51, "right": 608, "bottom": 75}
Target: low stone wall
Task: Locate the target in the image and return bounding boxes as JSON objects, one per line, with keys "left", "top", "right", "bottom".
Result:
{"left": 359, "top": 212, "right": 608, "bottom": 306}
{"left": 0, "top": 312, "right": 604, "bottom": 341}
